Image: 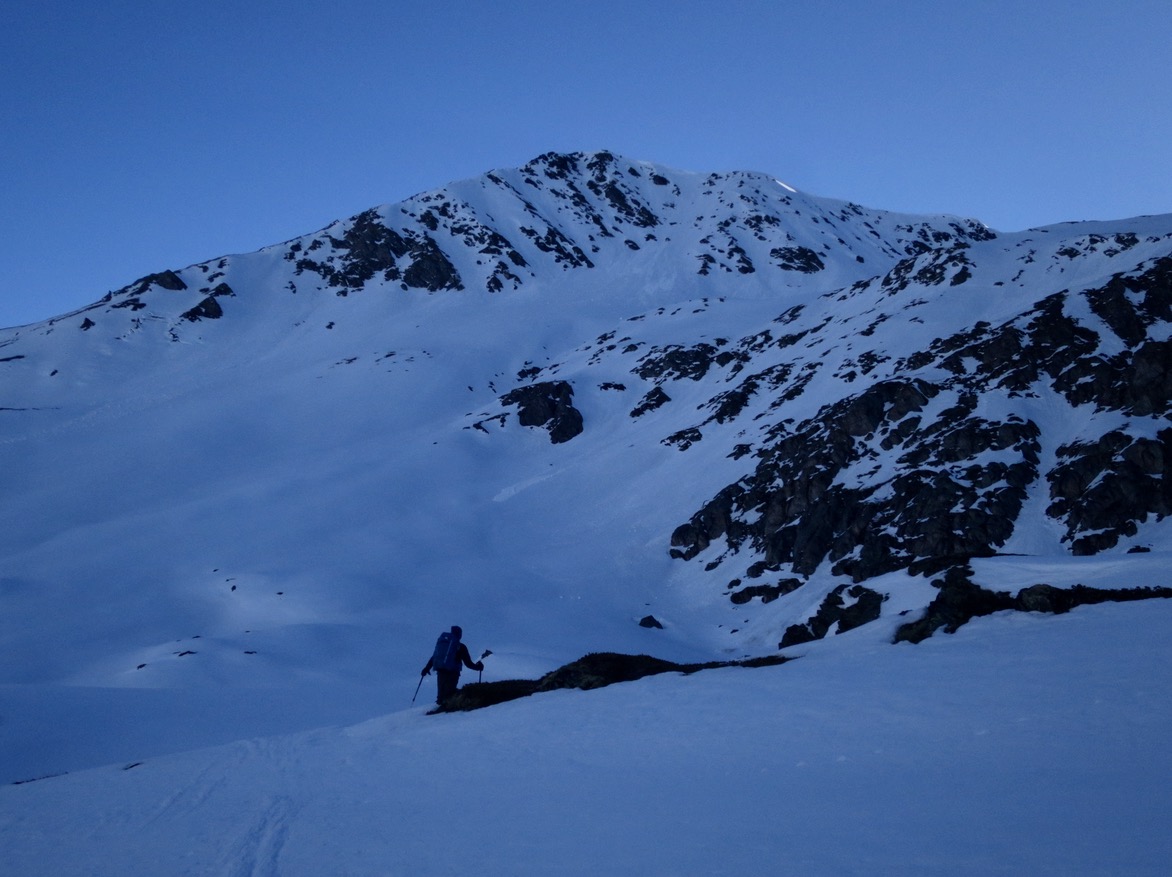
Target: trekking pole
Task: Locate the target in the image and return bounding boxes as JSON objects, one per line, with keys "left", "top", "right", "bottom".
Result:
{"left": 478, "top": 650, "right": 492, "bottom": 684}
{"left": 412, "top": 673, "right": 424, "bottom": 704}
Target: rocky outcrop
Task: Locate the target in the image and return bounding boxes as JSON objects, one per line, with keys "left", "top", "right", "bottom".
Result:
{"left": 770, "top": 246, "right": 825, "bottom": 273}
{"left": 670, "top": 251, "right": 1172, "bottom": 603}
{"left": 893, "top": 567, "right": 1172, "bottom": 644}
{"left": 180, "top": 296, "right": 223, "bottom": 322}
{"left": 779, "top": 584, "right": 886, "bottom": 647}
{"left": 729, "top": 578, "right": 803, "bottom": 605}
{"left": 93, "top": 269, "right": 189, "bottom": 316}
{"left": 635, "top": 343, "right": 725, "bottom": 383}
{"left": 1048, "top": 428, "right": 1172, "bottom": 554}
{"left": 290, "top": 208, "right": 463, "bottom": 293}
{"left": 630, "top": 386, "right": 670, "bottom": 418}
{"left": 500, "top": 380, "right": 584, "bottom": 444}
{"left": 431, "top": 650, "right": 793, "bottom": 713}
{"left": 130, "top": 270, "right": 187, "bottom": 294}
{"left": 671, "top": 377, "right": 1041, "bottom": 582}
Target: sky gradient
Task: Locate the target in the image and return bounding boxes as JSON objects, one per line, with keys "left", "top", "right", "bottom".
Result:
{"left": 3, "top": 0, "right": 1171, "bottom": 327}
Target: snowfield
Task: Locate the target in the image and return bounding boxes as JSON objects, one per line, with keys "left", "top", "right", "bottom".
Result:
{"left": 2, "top": 601, "right": 1170, "bottom": 876}
{"left": 2, "top": 151, "right": 1171, "bottom": 874}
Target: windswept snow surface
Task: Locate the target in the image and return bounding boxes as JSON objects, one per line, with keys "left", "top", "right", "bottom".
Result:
{"left": 2, "top": 602, "right": 1170, "bottom": 876}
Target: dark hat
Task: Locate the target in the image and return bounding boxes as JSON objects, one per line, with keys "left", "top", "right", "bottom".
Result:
{"left": 451, "top": 625, "right": 462, "bottom": 638}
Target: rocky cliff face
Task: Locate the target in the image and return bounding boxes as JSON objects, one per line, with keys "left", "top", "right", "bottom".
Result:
{"left": 666, "top": 252, "right": 1172, "bottom": 597}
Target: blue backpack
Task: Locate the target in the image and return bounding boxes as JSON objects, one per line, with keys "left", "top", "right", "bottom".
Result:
{"left": 431, "top": 630, "right": 462, "bottom": 672}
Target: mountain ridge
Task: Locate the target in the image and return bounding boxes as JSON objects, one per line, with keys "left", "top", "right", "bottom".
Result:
{"left": 2, "top": 150, "right": 1171, "bottom": 781}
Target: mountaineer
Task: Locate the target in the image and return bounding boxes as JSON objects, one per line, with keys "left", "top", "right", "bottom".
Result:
{"left": 420, "top": 625, "right": 484, "bottom": 705}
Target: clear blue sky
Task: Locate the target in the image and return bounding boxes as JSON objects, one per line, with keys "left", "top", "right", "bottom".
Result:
{"left": 3, "top": 0, "right": 1170, "bottom": 327}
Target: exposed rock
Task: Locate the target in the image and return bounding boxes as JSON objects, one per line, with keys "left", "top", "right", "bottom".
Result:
{"left": 893, "top": 568, "right": 1172, "bottom": 643}
{"left": 892, "top": 567, "right": 1011, "bottom": 644}
{"left": 1047, "top": 427, "right": 1172, "bottom": 554}
{"left": 431, "top": 650, "right": 793, "bottom": 713}
{"left": 130, "top": 270, "right": 187, "bottom": 294}
{"left": 670, "top": 376, "right": 1038, "bottom": 582}
{"left": 180, "top": 296, "right": 224, "bottom": 322}
{"left": 729, "top": 578, "right": 803, "bottom": 605}
{"left": 779, "top": 584, "right": 886, "bottom": 647}
{"left": 295, "top": 208, "right": 463, "bottom": 292}
{"left": 670, "top": 252, "right": 1171, "bottom": 588}
{"left": 519, "top": 224, "right": 594, "bottom": 269}
{"left": 670, "top": 483, "right": 744, "bottom": 560}
{"left": 402, "top": 238, "right": 463, "bottom": 291}
{"left": 535, "top": 652, "right": 682, "bottom": 692}
{"left": 770, "top": 246, "right": 825, "bottom": 273}
{"left": 1086, "top": 255, "right": 1172, "bottom": 347}
{"left": 501, "top": 380, "right": 584, "bottom": 444}
{"left": 635, "top": 343, "right": 720, "bottom": 383}
{"left": 630, "top": 386, "right": 671, "bottom": 417}
{"left": 663, "top": 427, "right": 702, "bottom": 450}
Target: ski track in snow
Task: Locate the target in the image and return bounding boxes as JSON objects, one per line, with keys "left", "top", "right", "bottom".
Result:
{"left": 223, "top": 795, "right": 297, "bottom": 877}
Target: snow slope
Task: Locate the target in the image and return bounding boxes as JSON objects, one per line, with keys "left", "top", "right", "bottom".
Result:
{"left": 2, "top": 601, "right": 1169, "bottom": 876}
{"left": 1, "top": 151, "right": 1171, "bottom": 872}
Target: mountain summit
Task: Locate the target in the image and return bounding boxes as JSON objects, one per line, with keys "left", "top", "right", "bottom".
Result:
{"left": 2, "top": 151, "right": 1171, "bottom": 777}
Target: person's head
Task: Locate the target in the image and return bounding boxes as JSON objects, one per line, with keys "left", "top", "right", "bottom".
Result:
{"left": 451, "top": 625, "right": 462, "bottom": 638}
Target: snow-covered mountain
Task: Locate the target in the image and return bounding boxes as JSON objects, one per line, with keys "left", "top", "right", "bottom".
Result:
{"left": 2, "top": 151, "right": 1171, "bottom": 873}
